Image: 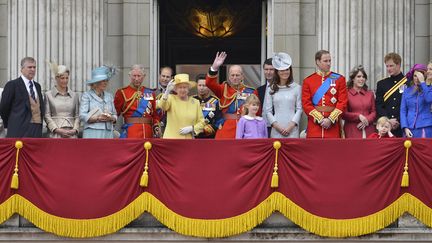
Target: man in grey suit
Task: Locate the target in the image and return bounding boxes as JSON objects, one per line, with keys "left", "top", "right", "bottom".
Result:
{"left": 0, "top": 57, "right": 44, "bottom": 137}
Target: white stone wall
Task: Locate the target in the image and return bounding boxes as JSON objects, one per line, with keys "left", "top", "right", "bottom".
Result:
{"left": 6, "top": 0, "right": 103, "bottom": 93}
{"left": 0, "top": 0, "right": 7, "bottom": 86}
{"left": 105, "top": 0, "right": 153, "bottom": 92}
{"left": 317, "top": 0, "right": 415, "bottom": 90}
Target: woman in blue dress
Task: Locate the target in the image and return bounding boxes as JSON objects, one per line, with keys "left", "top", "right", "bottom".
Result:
{"left": 80, "top": 66, "right": 118, "bottom": 138}
{"left": 400, "top": 64, "right": 432, "bottom": 138}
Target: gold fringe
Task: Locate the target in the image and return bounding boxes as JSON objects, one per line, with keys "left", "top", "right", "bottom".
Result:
{"left": 401, "top": 140, "right": 412, "bottom": 188}
{"left": 11, "top": 141, "right": 23, "bottom": 189}
{"left": 0, "top": 193, "right": 430, "bottom": 238}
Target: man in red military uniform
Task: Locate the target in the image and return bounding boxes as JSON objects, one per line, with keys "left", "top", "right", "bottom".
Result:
{"left": 302, "top": 50, "right": 348, "bottom": 138}
{"left": 206, "top": 52, "right": 258, "bottom": 139}
{"left": 114, "top": 65, "right": 159, "bottom": 138}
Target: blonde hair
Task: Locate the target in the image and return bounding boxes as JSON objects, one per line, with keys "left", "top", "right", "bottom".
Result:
{"left": 242, "top": 94, "right": 260, "bottom": 116}
{"left": 376, "top": 116, "right": 390, "bottom": 126}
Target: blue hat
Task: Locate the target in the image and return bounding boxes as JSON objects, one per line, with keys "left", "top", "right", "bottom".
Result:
{"left": 86, "top": 66, "right": 116, "bottom": 85}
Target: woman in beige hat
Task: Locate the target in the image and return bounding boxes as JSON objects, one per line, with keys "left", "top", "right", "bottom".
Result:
{"left": 158, "top": 73, "right": 205, "bottom": 138}
{"left": 44, "top": 62, "right": 80, "bottom": 138}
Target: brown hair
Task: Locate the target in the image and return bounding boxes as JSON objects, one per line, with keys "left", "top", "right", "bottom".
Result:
{"left": 242, "top": 94, "right": 260, "bottom": 116}
{"left": 384, "top": 53, "right": 402, "bottom": 65}
{"left": 270, "top": 66, "right": 294, "bottom": 95}
{"left": 315, "top": 50, "right": 330, "bottom": 61}
{"left": 20, "top": 57, "right": 36, "bottom": 68}
{"left": 347, "top": 65, "right": 368, "bottom": 90}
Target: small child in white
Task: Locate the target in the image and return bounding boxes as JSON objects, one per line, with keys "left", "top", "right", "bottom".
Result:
{"left": 368, "top": 116, "right": 394, "bottom": 138}
{"left": 236, "top": 94, "right": 268, "bottom": 139}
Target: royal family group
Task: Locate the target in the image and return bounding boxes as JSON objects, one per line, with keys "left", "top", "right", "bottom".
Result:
{"left": 0, "top": 50, "right": 431, "bottom": 140}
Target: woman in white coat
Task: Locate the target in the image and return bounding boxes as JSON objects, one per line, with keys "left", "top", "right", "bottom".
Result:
{"left": 263, "top": 52, "right": 302, "bottom": 138}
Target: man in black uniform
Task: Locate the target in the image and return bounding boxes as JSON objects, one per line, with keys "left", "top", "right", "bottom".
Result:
{"left": 193, "top": 74, "right": 222, "bottom": 139}
{"left": 375, "top": 52, "right": 405, "bottom": 137}
{"left": 257, "top": 58, "right": 275, "bottom": 137}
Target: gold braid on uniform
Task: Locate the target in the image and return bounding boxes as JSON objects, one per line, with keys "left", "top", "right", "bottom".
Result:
{"left": 120, "top": 88, "right": 141, "bottom": 116}
{"left": 219, "top": 83, "right": 245, "bottom": 109}
{"left": 308, "top": 109, "right": 324, "bottom": 123}
{"left": 328, "top": 108, "right": 342, "bottom": 124}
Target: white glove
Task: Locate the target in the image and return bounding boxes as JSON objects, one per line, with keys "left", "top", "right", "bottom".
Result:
{"left": 165, "top": 79, "right": 175, "bottom": 95}
{"left": 179, "top": 126, "right": 193, "bottom": 135}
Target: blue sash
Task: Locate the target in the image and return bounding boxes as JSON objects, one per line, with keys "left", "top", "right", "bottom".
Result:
{"left": 312, "top": 73, "right": 340, "bottom": 106}
{"left": 132, "top": 89, "right": 152, "bottom": 117}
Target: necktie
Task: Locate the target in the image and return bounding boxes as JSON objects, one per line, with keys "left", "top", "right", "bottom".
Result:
{"left": 29, "top": 81, "right": 36, "bottom": 100}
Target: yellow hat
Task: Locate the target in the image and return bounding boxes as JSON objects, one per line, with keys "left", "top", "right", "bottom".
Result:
{"left": 173, "top": 74, "right": 196, "bottom": 88}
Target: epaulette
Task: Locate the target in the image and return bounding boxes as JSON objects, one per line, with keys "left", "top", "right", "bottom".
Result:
{"left": 376, "top": 77, "right": 388, "bottom": 83}
{"left": 210, "top": 94, "right": 219, "bottom": 101}
{"left": 305, "top": 72, "right": 316, "bottom": 79}
{"left": 243, "top": 86, "right": 255, "bottom": 93}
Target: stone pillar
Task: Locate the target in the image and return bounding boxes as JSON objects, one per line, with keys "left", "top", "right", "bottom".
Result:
{"left": 104, "top": 0, "right": 153, "bottom": 91}
{"left": 0, "top": 0, "right": 7, "bottom": 85}
{"left": 7, "top": 0, "right": 103, "bottom": 93}
{"left": 414, "top": 0, "right": 431, "bottom": 64}
{"left": 318, "top": 0, "right": 414, "bottom": 89}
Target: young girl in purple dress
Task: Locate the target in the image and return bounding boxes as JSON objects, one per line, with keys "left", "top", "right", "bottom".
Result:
{"left": 236, "top": 94, "right": 268, "bottom": 139}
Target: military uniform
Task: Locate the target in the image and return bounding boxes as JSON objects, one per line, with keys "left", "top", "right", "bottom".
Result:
{"left": 193, "top": 95, "right": 222, "bottom": 139}
{"left": 302, "top": 71, "right": 348, "bottom": 138}
{"left": 114, "top": 85, "right": 159, "bottom": 138}
{"left": 206, "top": 70, "right": 258, "bottom": 139}
{"left": 375, "top": 72, "right": 405, "bottom": 137}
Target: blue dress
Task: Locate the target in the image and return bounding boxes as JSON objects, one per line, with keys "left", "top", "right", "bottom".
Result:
{"left": 79, "top": 89, "right": 117, "bottom": 138}
{"left": 400, "top": 83, "right": 432, "bottom": 138}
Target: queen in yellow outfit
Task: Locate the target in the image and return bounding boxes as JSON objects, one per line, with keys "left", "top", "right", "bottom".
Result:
{"left": 158, "top": 74, "right": 205, "bottom": 139}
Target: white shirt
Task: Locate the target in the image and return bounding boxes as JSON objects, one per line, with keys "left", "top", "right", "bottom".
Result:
{"left": 21, "top": 75, "right": 39, "bottom": 100}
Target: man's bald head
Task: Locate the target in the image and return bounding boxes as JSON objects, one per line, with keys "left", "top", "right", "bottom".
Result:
{"left": 228, "top": 65, "right": 244, "bottom": 86}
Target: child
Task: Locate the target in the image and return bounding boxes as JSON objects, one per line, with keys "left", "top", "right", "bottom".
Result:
{"left": 236, "top": 94, "right": 268, "bottom": 139}
{"left": 368, "top": 116, "right": 394, "bottom": 138}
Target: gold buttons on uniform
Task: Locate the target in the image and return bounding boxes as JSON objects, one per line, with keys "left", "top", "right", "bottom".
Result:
{"left": 392, "top": 106, "right": 395, "bottom": 109}
{"left": 393, "top": 98, "right": 396, "bottom": 101}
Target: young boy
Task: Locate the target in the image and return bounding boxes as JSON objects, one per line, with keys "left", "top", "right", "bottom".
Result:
{"left": 368, "top": 116, "right": 394, "bottom": 138}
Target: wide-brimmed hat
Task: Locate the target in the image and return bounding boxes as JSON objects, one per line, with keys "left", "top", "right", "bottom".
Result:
{"left": 173, "top": 74, "right": 196, "bottom": 88}
{"left": 272, "top": 52, "right": 292, "bottom": 70}
{"left": 87, "top": 66, "right": 117, "bottom": 85}
{"left": 406, "top": 63, "right": 427, "bottom": 82}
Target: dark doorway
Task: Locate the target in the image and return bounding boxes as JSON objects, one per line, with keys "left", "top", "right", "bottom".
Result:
{"left": 159, "top": 0, "right": 262, "bottom": 76}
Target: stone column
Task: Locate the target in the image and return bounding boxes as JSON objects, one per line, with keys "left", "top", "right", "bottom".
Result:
{"left": 318, "top": 0, "right": 414, "bottom": 89}
{"left": 104, "top": 0, "right": 152, "bottom": 91}
{"left": 7, "top": 0, "right": 103, "bottom": 92}
{"left": 271, "top": 0, "right": 318, "bottom": 83}
{"left": 414, "top": 0, "right": 431, "bottom": 64}
{"left": 0, "top": 0, "right": 7, "bottom": 85}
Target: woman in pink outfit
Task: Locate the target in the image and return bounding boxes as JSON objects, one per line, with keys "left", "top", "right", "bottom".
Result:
{"left": 343, "top": 65, "right": 376, "bottom": 138}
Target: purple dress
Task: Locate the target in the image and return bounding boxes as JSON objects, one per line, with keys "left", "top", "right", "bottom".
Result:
{"left": 235, "top": 115, "right": 268, "bottom": 139}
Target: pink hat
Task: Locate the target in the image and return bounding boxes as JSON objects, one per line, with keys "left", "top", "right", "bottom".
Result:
{"left": 406, "top": 64, "right": 427, "bottom": 82}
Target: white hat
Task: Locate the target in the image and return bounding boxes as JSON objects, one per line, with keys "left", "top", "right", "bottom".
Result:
{"left": 49, "top": 61, "right": 69, "bottom": 77}
{"left": 272, "top": 52, "right": 292, "bottom": 70}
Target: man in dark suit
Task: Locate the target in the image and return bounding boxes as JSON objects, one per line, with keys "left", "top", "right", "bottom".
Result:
{"left": 257, "top": 58, "right": 274, "bottom": 137}
{"left": 0, "top": 57, "right": 44, "bottom": 137}
{"left": 375, "top": 52, "right": 404, "bottom": 137}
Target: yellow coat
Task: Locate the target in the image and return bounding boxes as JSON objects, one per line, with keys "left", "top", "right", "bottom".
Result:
{"left": 157, "top": 95, "right": 205, "bottom": 139}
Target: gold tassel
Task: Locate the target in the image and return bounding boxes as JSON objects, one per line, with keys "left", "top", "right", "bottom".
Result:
{"left": 11, "top": 141, "right": 23, "bottom": 189}
{"left": 401, "top": 140, "right": 412, "bottom": 188}
{"left": 271, "top": 172, "right": 278, "bottom": 188}
{"left": 271, "top": 141, "right": 281, "bottom": 188}
{"left": 140, "top": 142, "right": 152, "bottom": 187}
{"left": 140, "top": 171, "right": 148, "bottom": 187}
